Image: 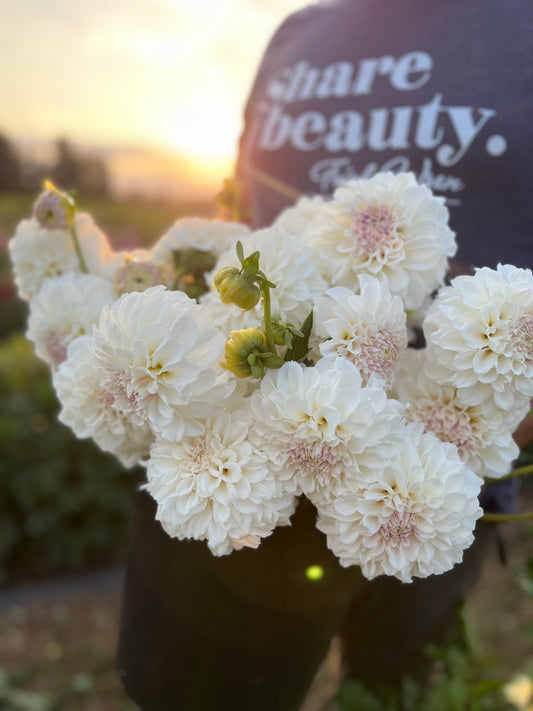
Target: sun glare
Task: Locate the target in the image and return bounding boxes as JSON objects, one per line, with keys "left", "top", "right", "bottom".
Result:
{"left": 3, "top": 0, "right": 309, "bottom": 193}
{"left": 159, "top": 103, "right": 240, "bottom": 163}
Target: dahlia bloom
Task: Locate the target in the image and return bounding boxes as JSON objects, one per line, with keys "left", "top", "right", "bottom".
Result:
{"left": 394, "top": 349, "right": 523, "bottom": 477}
{"left": 151, "top": 218, "right": 251, "bottom": 273}
{"left": 9, "top": 213, "right": 112, "bottom": 299}
{"left": 314, "top": 276, "right": 408, "bottom": 387}
{"left": 112, "top": 251, "right": 166, "bottom": 294}
{"left": 308, "top": 172, "right": 456, "bottom": 309}
{"left": 424, "top": 264, "right": 533, "bottom": 409}
{"left": 249, "top": 357, "right": 405, "bottom": 500}
{"left": 316, "top": 425, "right": 483, "bottom": 582}
{"left": 199, "top": 289, "right": 256, "bottom": 339}
{"left": 54, "top": 335, "right": 154, "bottom": 467}
{"left": 145, "top": 411, "right": 296, "bottom": 555}
{"left": 88, "top": 286, "right": 232, "bottom": 441}
{"left": 27, "top": 273, "right": 116, "bottom": 369}
{"left": 274, "top": 195, "right": 334, "bottom": 244}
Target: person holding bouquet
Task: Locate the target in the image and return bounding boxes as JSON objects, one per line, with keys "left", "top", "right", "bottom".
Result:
{"left": 114, "top": 0, "right": 533, "bottom": 708}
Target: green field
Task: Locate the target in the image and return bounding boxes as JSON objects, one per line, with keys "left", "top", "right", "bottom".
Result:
{"left": 0, "top": 190, "right": 217, "bottom": 250}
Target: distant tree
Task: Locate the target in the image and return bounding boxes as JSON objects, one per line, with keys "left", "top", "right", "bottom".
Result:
{"left": 52, "top": 138, "right": 110, "bottom": 197}
{"left": 53, "top": 138, "right": 82, "bottom": 190}
{"left": 80, "top": 155, "right": 110, "bottom": 197}
{"left": 0, "top": 133, "right": 21, "bottom": 191}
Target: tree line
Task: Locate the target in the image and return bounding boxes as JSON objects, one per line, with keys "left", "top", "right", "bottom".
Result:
{"left": 0, "top": 133, "right": 110, "bottom": 197}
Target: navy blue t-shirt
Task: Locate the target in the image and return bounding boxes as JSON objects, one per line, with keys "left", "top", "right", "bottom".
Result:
{"left": 237, "top": 0, "right": 533, "bottom": 272}
{"left": 236, "top": 0, "right": 533, "bottom": 511}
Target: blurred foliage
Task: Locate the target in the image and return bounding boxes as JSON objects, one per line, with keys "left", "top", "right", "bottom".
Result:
{"left": 0, "top": 191, "right": 219, "bottom": 584}
{"left": 0, "top": 333, "right": 139, "bottom": 584}
{"left": 518, "top": 557, "right": 533, "bottom": 597}
{"left": 337, "top": 644, "right": 509, "bottom": 711}
{"left": 0, "top": 667, "right": 53, "bottom": 711}
{"left": 0, "top": 293, "right": 26, "bottom": 340}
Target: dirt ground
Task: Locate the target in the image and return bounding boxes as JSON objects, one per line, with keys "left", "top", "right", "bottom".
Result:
{"left": 0, "top": 516, "right": 531, "bottom": 711}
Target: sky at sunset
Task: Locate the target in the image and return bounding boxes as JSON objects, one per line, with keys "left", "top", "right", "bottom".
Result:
{"left": 1, "top": 0, "right": 311, "bottom": 196}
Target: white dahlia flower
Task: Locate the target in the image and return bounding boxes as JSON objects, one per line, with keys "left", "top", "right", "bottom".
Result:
{"left": 111, "top": 250, "right": 166, "bottom": 294}
{"left": 27, "top": 273, "right": 116, "bottom": 369}
{"left": 9, "top": 213, "right": 112, "bottom": 300}
{"left": 145, "top": 411, "right": 296, "bottom": 555}
{"left": 91, "top": 286, "right": 232, "bottom": 440}
{"left": 53, "top": 335, "right": 153, "bottom": 466}
{"left": 424, "top": 264, "right": 533, "bottom": 409}
{"left": 316, "top": 425, "right": 483, "bottom": 582}
{"left": 207, "top": 226, "right": 327, "bottom": 327}
{"left": 308, "top": 172, "right": 456, "bottom": 310}
{"left": 394, "top": 349, "right": 522, "bottom": 478}
{"left": 199, "top": 289, "right": 259, "bottom": 338}
{"left": 250, "top": 357, "right": 405, "bottom": 501}
{"left": 314, "top": 276, "right": 408, "bottom": 387}
{"left": 274, "top": 195, "right": 334, "bottom": 244}
{"left": 152, "top": 218, "right": 251, "bottom": 266}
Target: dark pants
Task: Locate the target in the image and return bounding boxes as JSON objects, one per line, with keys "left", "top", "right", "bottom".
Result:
{"left": 117, "top": 491, "right": 492, "bottom": 711}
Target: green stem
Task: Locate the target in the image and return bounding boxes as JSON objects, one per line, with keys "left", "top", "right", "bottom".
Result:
{"left": 482, "top": 512, "right": 533, "bottom": 523}
{"left": 261, "top": 282, "right": 277, "bottom": 354}
{"left": 69, "top": 223, "right": 88, "bottom": 274}
{"left": 486, "top": 462, "right": 533, "bottom": 484}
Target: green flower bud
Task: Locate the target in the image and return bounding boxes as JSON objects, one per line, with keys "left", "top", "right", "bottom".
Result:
{"left": 221, "top": 328, "right": 269, "bottom": 378}
{"left": 214, "top": 266, "right": 261, "bottom": 310}
{"left": 271, "top": 316, "right": 304, "bottom": 348}
{"left": 33, "top": 181, "right": 75, "bottom": 229}
{"left": 271, "top": 322, "right": 289, "bottom": 347}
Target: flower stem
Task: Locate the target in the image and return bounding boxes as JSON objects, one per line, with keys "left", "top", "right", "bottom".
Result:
{"left": 486, "top": 462, "right": 533, "bottom": 484}
{"left": 70, "top": 224, "right": 88, "bottom": 273}
{"left": 482, "top": 512, "right": 533, "bottom": 523}
{"left": 261, "top": 281, "right": 277, "bottom": 353}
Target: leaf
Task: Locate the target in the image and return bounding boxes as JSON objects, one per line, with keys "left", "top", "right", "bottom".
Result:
{"left": 337, "top": 681, "right": 383, "bottom": 711}
{"left": 284, "top": 310, "right": 313, "bottom": 363}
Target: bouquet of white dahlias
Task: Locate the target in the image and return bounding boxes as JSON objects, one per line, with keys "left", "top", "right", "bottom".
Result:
{"left": 9, "top": 173, "right": 533, "bottom": 583}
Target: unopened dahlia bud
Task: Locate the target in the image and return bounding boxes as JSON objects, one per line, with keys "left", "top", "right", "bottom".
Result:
{"left": 33, "top": 181, "right": 75, "bottom": 229}
{"left": 271, "top": 315, "right": 304, "bottom": 348}
{"left": 221, "top": 327, "right": 282, "bottom": 379}
{"left": 214, "top": 266, "right": 261, "bottom": 310}
{"left": 116, "top": 256, "right": 163, "bottom": 294}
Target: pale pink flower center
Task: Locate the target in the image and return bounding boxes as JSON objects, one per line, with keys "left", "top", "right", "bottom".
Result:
{"left": 287, "top": 440, "right": 339, "bottom": 487}
{"left": 103, "top": 372, "right": 144, "bottom": 418}
{"left": 511, "top": 315, "right": 533, "bottom": 366}
{"left": 410, "top": 400, "right": 478, "bottom": 460}
{"left": 341, "top": 328, "right": 403, "bottom": 381}
{"left": 349, "top": 204, "right": 397, "bottom": 256}
{"left": 98, "top": 388, "right": 116, "bottom": 408}
{"left": 380, "top": 511, "right": 415, "bottom": 545}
